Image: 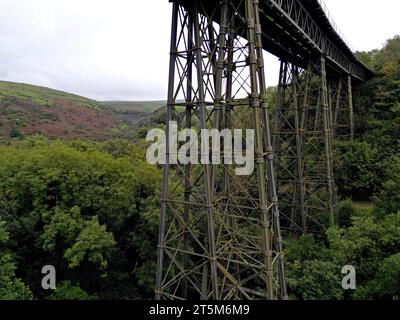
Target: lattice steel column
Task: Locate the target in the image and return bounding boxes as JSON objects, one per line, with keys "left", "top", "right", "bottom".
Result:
{"left": 347, "top": 75, "right": 354, "bottom": 141}
{"left": 273, "top": 61, "right": 307, "bottom": 234}
{"left": 331, "top": 77, "right": 343, "bottom": 136}
{"left": 156, "top": 0, "right": 287, "bottom": 300}
{"left": 320, "top": 56, "right": 335, "bottom": 227}
{"left": 330, "top": 74, "right": 355, "bottom": 140}
{"left": 273, "top": 57, "right": 336, "bottom": 233}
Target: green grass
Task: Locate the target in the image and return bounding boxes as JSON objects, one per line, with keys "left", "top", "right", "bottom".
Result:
{"left": 0, "top": 81, "right": 103, "bottom": 109}
{"left": 352, "top": 201, "right": 375, "bottom": 212}
{"left": 102, "top": 101, "right": 166, "bottom": 114}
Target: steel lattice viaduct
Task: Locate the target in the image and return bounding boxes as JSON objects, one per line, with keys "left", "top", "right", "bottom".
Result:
{"left": 155, "top": 0, "right": 373, "bottom": 300}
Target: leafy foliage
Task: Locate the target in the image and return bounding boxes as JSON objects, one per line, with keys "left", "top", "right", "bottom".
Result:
{"left": 327, "top": 211, "right": 400, "bottom": 300}
{"left": 374, "top": 156, "right": 400, "bottom": 217}
{"left": 287, "top": 259, "right": 343, "bottom": 300}
{"left": 334, "top": 141, "right": 378, "bottom": 199}
{"left": 48, "top": 281, "right": 97, "bottom": 300}
{"left": 0, "top": 137, "right": 161, "bottom": 299}
{"left": 355, "top": 35, "right": 400, "bottom": 74}
{"left": 0, "top": 219, "right": 33, "bottom": 300}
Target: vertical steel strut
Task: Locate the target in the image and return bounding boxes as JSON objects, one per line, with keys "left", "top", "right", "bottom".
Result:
{"left": 320, "top": 56, "right": 335, "bottom": 227}
{"left": 347, "top": 75, "right": 354, "bottom": 141}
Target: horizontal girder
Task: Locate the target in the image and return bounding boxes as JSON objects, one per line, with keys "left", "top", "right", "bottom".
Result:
{"left": 173, "top": 0, "right": 374, "bottom": 82}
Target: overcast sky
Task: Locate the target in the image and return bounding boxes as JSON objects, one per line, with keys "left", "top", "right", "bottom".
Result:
{"left": 0, "top": 0, "right": 398, "bottom": 101}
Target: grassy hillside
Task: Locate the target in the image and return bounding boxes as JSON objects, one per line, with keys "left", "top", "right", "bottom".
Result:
{"left": 0, "top": 81, "right": 132, "bottom": 141}
{"left": 102, "top": 101, "right": 166, "bottom": 114}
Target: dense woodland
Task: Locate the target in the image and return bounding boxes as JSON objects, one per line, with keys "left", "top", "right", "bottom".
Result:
{"left": 0, "top": 36, "right": 399, "bottom": 300}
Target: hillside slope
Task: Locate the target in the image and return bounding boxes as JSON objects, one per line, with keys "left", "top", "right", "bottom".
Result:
{"left": 102, "top": 101, "right": 166, "bottom": 114}
{"left": 0, "top": 81, "right": 130, "bottom": 141}
{"left": 102, "top": 101, "right": 166, "bottom": 125}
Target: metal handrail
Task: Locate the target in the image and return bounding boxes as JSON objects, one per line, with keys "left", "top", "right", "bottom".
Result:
{"left": 317, "top": 0, "right": 354, "bottom": 52}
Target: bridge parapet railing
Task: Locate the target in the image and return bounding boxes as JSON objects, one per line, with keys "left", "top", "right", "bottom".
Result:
{"left": 317, "top": 0, "right": 354, "bottom": 52}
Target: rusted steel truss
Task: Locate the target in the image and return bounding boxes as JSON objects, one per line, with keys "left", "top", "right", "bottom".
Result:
{"left": 156, "top": 0, "right": 360, "bottom": 301}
